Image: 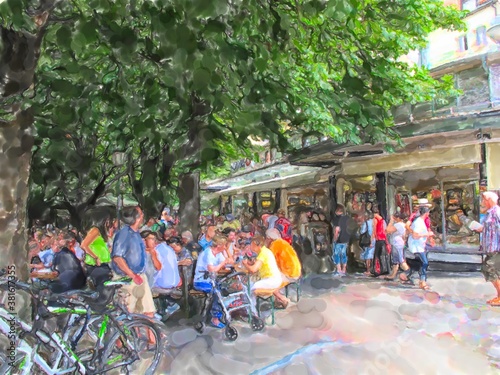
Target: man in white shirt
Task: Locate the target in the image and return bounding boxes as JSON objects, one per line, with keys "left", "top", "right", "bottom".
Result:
{"left": 193, "top": 235, "right": 233, "bottom": 328}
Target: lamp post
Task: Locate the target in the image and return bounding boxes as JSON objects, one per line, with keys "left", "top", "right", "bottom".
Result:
{"left": 112, "top": 151, "right": 127, "bottom": 230}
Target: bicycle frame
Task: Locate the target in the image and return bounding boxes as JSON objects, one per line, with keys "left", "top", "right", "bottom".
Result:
{"left": 0, "top": 306, "right": 86, "bottom": 375}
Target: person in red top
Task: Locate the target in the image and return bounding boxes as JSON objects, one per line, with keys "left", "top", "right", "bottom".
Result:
{"left": 275, "top": 208, "right": 293, "bottom": 244}
{"left": 371, "top": 206, "right": 391, "bottom": 276}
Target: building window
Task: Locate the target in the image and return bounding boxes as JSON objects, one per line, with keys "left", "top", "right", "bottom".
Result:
{"left": 476, "top": 26, "right": 487, "bottom": 46}
{"left": 463, "top": 0, "right": 490, "bottom": 11}
{"left": 458, "top": 35, "right": 468, "bottom": 52}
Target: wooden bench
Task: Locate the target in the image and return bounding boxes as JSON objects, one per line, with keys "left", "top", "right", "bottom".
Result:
{"left": 189, "top": 289, "right": 208, "bottom": 299}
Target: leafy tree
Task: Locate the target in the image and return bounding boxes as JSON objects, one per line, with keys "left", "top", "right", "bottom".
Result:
{"left": 0, "top": 0, "right": 465, "bottom": 239}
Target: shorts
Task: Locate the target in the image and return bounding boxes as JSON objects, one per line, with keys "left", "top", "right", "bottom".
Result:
{"left": 361, "top": 246, "right": 375, "bottom": 261}
{"left": 482, "top": 252, "right": 500, "bottom": 282}
{"left": 391, "top": 245, "right": 404, "bottom": 265}
{"left": 332, "top": 243, "right": 348, "bottom": 265}
{"left": 120, "top": 274, "right": 156, "bottom": 314}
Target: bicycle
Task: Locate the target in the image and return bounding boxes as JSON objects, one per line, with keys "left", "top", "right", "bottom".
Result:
{"left": 0, "top": 272, "right": 163, "bottom": 375}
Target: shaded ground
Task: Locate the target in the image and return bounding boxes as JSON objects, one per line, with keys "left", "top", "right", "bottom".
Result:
{"left": 156, "top": 272, "right": 500, "bottom": 374}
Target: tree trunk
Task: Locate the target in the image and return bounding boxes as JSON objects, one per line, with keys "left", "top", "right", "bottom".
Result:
{"left": 0, "top": 110, "right": 33, "bottom": 291}
{"left": 177, "top": 171, "right": 200, "bottom": 238}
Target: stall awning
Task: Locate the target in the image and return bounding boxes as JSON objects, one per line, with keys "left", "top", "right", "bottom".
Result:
{"left": 486, "top": 142, "right": 500, "bottom": 190}
{"left": 215, "top": 170, "right": 320, "bottom": 195}
{"left": 341, "top": 144, "right": 482, "bottom": 176}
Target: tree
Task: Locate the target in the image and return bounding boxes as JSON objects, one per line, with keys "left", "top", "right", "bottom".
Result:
{"left": 1, "top": 0, "right": 465, "bottom": 241}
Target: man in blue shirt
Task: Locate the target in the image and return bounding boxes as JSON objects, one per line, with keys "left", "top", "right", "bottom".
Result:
{"left": 112, "top": 206, "right": 156, "bottom": 317}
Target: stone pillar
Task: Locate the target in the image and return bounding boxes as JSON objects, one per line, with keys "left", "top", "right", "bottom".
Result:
{"left": 274, "top": 188, "right": 281, "bottom": 212}
{"left": 328, "top": 175, "right": 337, "bottom": 221}
{"left": 376, "top": 172, "right": 388, "bottom": 221}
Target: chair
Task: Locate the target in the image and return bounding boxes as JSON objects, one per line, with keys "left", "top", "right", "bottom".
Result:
{"left": 254, "top": 288, "right": 278, "bottom": 325}
{"left": 284, "top": 278, "right": 301, "bottom": 302}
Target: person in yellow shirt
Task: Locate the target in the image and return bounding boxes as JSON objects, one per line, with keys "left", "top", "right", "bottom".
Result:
{"left": 265, "top": 229, "right": 301, "bottom": 308}
{"left": 242, "top": 235, "right": 282, "bottom": 306}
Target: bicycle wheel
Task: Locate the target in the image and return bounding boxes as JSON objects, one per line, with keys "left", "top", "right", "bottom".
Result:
{"left": 101, "top": 318, "right": 162, "bottom": 375}
{"left": 0, "top": 316, "right": 33, "bottom": 375}
{"left": 58, "top": 314, "right": 103, "bottom": 369}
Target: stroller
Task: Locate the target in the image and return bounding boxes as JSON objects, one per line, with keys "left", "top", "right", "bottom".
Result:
{"left": 194, "top": 268, "right": 264, "bottom": 341}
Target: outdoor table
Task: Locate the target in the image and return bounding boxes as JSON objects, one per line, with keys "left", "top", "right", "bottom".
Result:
{"left": 30, "top": 271, "right": 57, "bottom": 280}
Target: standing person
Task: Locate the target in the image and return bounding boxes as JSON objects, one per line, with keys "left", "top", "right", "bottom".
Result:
{"left": 408, "top": 207, "right": 433, "bottom": 290}
{"left": 112, "top": 206, "right": 156, "bottom": 320}
{"left": 371, "top": 206, "right": 391, "bottom": 277}
{"left": 385, "top": 213, "right": 410, "bottom": 280}
{"left": 275, "top": 209, "right": 293, "bottom": 244}
{"left": 331, "top": 204, "right": 352, "bottom": 275}
{"left": 359, "top": 211, "right": 375, "bottom": 276}
{"left": 80, "top": 209, "right": 114, "bottom": 289}
{"left": 473, "top": 192, "right": 500, "bottom": 306}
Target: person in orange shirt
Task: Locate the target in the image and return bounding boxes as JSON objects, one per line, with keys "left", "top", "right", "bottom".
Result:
{"left": 265, "top": 228, "right": 302, "bottom": 309}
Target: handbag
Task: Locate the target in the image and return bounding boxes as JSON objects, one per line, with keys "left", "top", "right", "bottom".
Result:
{"left": 359, "top": 225, "right": 371, "bottom": 248}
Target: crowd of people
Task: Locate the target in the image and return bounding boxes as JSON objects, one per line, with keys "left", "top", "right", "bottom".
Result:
{"left": 26, "top": 190, "right": 500, "bottom": 333}
{"left": 348, "top": 191, "right": 500, "bottom": 304}
{"left": 27, "top": 207, "right": 302, "bottom": 329}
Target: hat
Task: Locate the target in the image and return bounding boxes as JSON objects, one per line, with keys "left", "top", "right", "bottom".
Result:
{"left": 226, "top": 214, "right": 235, "bottom": 222}
{"left": 240, "top": 224, "right": 253, "bottom": 233}
{"left": 417, "top": 198, "right": 432, "bottom": 207}
{"left": 265, "top": 228, "right": 281, "bottom": 240}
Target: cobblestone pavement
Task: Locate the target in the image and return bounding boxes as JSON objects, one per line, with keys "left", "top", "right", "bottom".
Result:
{"left": 155, "top": 272, "right": 500, "bottom": 375}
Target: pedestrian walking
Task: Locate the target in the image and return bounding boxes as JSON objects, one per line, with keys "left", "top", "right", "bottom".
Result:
{"left": 473, "top": 191, "right": 500, "bottom": 306}
{"left": 407, "top": 207, "right": 433, "bottom": 290}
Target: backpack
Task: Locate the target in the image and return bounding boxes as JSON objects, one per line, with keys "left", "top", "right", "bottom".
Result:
{"left": 276, "top": 218, "right": 293, "bottom": 244}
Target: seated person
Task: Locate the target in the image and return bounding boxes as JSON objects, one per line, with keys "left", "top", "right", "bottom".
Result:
{"left": 193, "top": 235, "right": 233, "bottom": 328}
{"left": 142, "top": 230, "right": 182, "bottom": 317}
{"left": 168, "top": 236, "right": 194, "bottom": 285}
{"left": 222, "top": 228, "right": 238, "bottom": 261}
{"left": 32, "top": 234, "right": 56, "bottom": 271}
{"left": 265, "top": 229, "right": 302, "bottom": 308}
{"left": 49, "top": 232, "right": 87, "bottom": 293}
{"left": 198, "top": 225, "right": 216, "bottom": 251}
{"left": 181, "top": 230, "right": 201, "bottom": 261}
{"left": 141, "top": 230, "right": 181, "bottom": 290}
{"left": 242, "top": 235, "right": 282, "bottom": 306}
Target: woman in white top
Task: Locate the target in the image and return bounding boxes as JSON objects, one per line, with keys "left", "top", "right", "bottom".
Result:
{"left": 408, "top": 207, "right": 433, "bottom": 290}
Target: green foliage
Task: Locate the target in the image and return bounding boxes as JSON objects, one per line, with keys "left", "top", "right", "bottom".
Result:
{"left": 0, "top": 0, "right": 465, "bottom": 224}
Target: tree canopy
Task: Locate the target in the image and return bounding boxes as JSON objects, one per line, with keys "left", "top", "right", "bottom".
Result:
{"left": 0, "top": 0, "right": 465, "bottom": 228}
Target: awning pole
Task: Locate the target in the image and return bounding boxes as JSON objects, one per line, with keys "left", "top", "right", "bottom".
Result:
{"left": 440, "top": 181, "right": 447, "bottom": 250}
